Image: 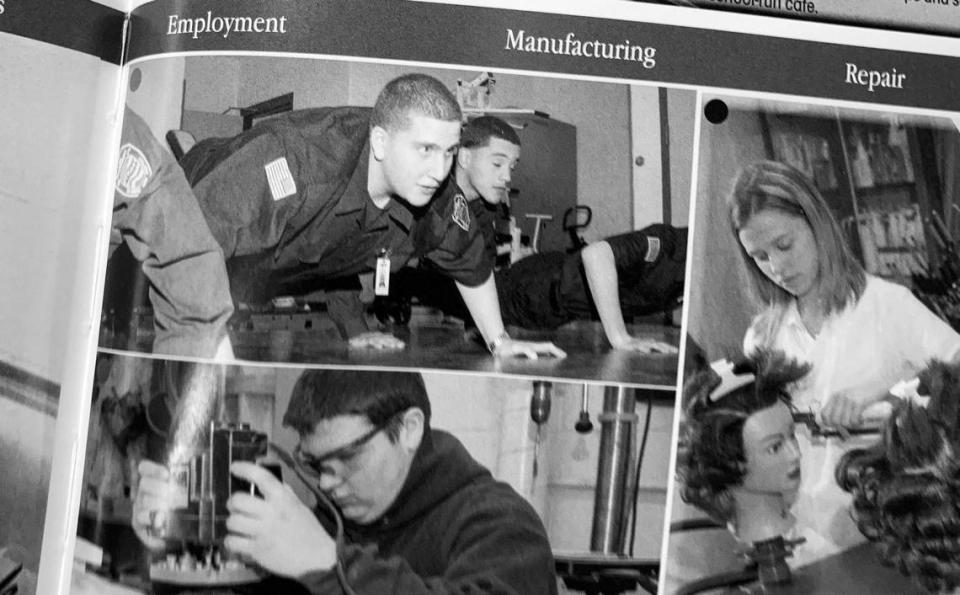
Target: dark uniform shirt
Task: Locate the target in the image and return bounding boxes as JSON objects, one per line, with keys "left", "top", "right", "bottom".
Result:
{"left": 109, "top": 107, "right": 233, "bottom": 356}
{"left": 179, "top": 107, "right": 492, "bottom": 307}
{"left": 497, "top": 224, "right": 687, "bottom": 329}
{"left": 470, "top": 198, "right": 500, "bottom": 267}
{"left": 387, "top": 193, "right": 499, "bottom": 325}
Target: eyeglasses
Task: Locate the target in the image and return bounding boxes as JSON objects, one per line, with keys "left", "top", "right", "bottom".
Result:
{"left": 293, "top": 415, "right": 398, "bottom": 479}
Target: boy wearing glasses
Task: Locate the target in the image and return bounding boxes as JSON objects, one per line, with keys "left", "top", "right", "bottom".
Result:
{"left": 133, "top": 370, "right": 557, "bottom": 594}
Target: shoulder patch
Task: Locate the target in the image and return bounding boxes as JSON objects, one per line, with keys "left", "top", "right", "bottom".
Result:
{"left": 452, "top": 192, "right": 471, "bottom": 232}
{"left": 116, "top": 143, "right": 153, "bottom": 198}
{"left": 645, "top": 237, "right": 661, "bottom": 262}
{"left": 265, "top": 157, "right": 297, "bottom": 201}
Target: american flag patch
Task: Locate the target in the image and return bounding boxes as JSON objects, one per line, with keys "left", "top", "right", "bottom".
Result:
{"left": 645, "top": 237, "right": 661, "bottom": 262}
{"left": 265, "top": 157, "right": 297, "bottom": 201}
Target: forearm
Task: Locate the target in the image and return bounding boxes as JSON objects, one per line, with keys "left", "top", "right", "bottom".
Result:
{"left": 581, "top": 241, "right": 631, "bottom": 347}
{"left": 456, "top": 274, "right": 506, "bottom": 349}
{"left": 325, "top": 288, "right": 371, "bottom": 339}
{"left": 456, "top": 274, "right": 566, "bottom": 359}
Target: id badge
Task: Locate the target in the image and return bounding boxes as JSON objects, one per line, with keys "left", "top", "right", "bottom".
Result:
{"left": 375, "top": 251, "right": 391, "bottom": 296}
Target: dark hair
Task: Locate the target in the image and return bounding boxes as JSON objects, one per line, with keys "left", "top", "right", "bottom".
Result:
{"left": 728, "top": 160, "right": 866, "bottom": 317}
{"left": 460, "top": 115, "right": 521, "bottom": 149}
{"left": 370, "top": 73, "right": 461, "bottom": 133}
{"left": 283, "top": 370, "right": 432, "bottom": 441}
{"left": 837, "top": 360, "right": 960, "bottom": 594}
{"left": 679, "top": 350, "right": 810, "bottom": 523}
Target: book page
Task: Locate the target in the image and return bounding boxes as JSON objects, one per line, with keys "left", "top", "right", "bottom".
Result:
{"left": 60, "top": 1, "right": 960, "bottom": 595}
{"left": 657, "top": 0, "right": 960, "bottom": 36}
{"left": 0, "top": 1, "right": 125, "bottom": 594}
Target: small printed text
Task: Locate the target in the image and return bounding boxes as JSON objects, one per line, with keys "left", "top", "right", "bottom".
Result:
{"left": 704, "top": 0, "right": 817, "bottom": 15}
{"left": 904, "top": 0, "right": 960, "bottom": 6}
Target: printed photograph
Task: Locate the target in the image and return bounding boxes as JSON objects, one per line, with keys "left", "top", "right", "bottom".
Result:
{"left": 664, "top": 94, "right": 960, "bottom": 593}
{"left": 73, "top": 354, "right": 673, "bottom": 594}
{"left": 100, "top": 55, "right": 695, "bottom": 385}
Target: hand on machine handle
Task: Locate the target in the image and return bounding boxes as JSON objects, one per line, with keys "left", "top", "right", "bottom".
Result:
{"left": 131, "top": 460, "right": 176, "bottom": 550}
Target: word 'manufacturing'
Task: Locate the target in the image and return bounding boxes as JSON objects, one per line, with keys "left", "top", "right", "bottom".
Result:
{"left": 505, "top": 29, "right": 657, "bottom": 69}
{"left": 167, "top": 12, "right": 288, "bottom": 39}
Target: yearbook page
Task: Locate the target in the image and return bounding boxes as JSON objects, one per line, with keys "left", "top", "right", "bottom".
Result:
{"left": 651, "top": 0, "right": 960, "bottom": 36}
{"left": 33, "top": 1, "right": 960, "bottom": 594}
{"left": 0, "top": 2, "right": 125, "bottom": 594}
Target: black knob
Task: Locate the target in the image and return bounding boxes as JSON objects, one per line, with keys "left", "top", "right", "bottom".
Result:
{"left": 574, "top": 411, "right": 593, "bottom": 434}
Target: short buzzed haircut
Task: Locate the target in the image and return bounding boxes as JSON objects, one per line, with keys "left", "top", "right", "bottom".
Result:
{"left": 283, "top": 369, "right": 432, "bottom": 440}
{"left": 461, "top": 115, "right": 521, "bottom": 149}
{"left": 370, "top": 73, "right": 462, "bottom": 133}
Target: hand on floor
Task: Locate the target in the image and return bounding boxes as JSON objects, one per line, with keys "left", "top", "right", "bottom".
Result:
{"left": 348, "top": 331, "right": 406, "bottom": 351}
{"left": 611, "top": 336, "right": 678, "bottom": 354}
{"left": 494, "top": 338, "right": 567, "bottom": 359}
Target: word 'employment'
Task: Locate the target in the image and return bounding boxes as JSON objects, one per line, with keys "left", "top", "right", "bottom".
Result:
{"left": 168, "top": 13, "right": 288, "bottom": 39}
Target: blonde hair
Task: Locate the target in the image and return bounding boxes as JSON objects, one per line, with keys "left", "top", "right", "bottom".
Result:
{"left": 728, "top": 161, "right": 866, "bottom": 333}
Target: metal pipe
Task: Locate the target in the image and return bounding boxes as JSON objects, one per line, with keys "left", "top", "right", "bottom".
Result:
{"left": 590, "top": 386, "right": 638, "bottom": 554}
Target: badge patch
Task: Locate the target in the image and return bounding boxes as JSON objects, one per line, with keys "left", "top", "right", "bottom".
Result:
{"left": 644, "top": 237, "right": 661, "bottom": 262}
{"left": 116, "top": 143, "right": 152, "bottom": 198}
{"left": 265, "top": 157, "right": 297, "bottom": 201}
{"left": 452, "top": 193, "right": 471, "bottom": 232}
{"left": 375, "top": 252, "right": 391, "bottom": 296}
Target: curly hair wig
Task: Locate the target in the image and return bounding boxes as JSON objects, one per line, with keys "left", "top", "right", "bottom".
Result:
{"left": 837, "top": 360, "right": 960, "bottom": 594}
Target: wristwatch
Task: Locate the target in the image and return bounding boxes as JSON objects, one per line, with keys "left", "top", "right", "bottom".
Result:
{"left": 487, "top": 331, "right": 510, "bottom": 354}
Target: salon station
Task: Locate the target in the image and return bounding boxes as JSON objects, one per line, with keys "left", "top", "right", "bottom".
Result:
{"left": 99, "top": 57, "right": 693, "bottom": 385}
{"left": 664, "top": 97, "right": 960, "bottom": 593}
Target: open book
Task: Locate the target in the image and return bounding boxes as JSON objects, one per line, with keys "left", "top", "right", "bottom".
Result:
{"left": 2, "top": 0, "right": 960, "bottom": 593}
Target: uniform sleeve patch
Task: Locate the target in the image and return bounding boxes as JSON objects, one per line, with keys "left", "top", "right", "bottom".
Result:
{"left": 645, "top": 237, "right": 661, "bottom": 262}
{"left": 452, "top": 193, "right": 471, "bottom": 232}
{"left": 116, "top": 143, "right": 153, "bottom": 198}
{"left": 265, "top": 157, "right": 297, "bottom": 201}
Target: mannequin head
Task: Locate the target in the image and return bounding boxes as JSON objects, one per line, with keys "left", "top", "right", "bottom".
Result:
{"left": 680, "top": 350, "right": 809, "bottom": 527}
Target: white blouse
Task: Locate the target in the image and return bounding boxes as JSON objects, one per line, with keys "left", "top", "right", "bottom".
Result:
{"left": 744, "top": 275, "right": 960, "bottom": 563}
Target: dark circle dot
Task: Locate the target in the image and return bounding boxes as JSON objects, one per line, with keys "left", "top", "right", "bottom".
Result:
{"left": 704, "top": 99, "right": 728, "bottom": 124}
{"left": 129, "top": 68, "right": 142, "bottom": 93}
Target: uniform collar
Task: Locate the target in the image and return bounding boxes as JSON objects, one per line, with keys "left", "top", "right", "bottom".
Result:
{"left": 335, "top": 141, "right": 414, "bottom": 231}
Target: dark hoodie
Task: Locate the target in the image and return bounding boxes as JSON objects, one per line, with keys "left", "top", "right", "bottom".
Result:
{"left": 298, "top": 429, "right": 558, "bottom": 594}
